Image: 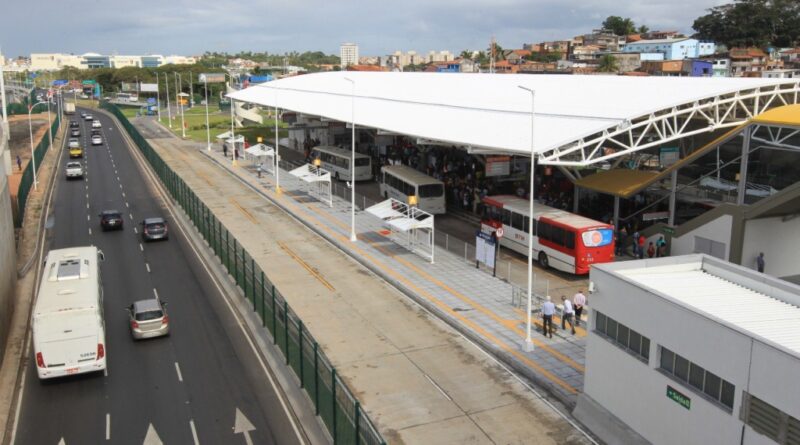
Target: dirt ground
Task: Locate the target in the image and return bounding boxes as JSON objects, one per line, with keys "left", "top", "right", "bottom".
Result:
{"left": 7, "top": 114, "right": 52, "bottom": 197}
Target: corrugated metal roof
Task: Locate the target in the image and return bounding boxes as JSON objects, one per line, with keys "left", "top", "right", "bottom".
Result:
{"left": 618, "top": 262, "right": 800, "bottom": 356}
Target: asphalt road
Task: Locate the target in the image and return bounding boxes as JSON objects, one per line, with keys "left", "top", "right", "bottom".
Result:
{"left": 12, "top": 108, "right": 304, "bottom": 445}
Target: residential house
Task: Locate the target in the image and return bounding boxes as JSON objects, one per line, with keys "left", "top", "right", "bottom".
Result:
{"left": 346, "top": 65, "right": 388, "bottom": 72}
{"left": 640, "top": 59, "right": 712, "bottom": 76}
{"left": 778, "top": 48, "right": 800, "bottom": 68}
{"left": 643, "top": 30, "right": 681, "bottom": 40}
{"left": 506, "top": 50, "right": 532, "bottom": 65}
{"left": 623, "top": 38, "right": 716, "bottom": 60}
{"left": 729, "top": 47, "right": 769, "bottom": 76}
{"left": 582, "top": 30, "right": 626, "bottom": 52}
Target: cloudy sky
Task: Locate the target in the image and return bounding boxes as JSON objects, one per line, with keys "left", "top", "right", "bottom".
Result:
{"left": 1, "top": 0, "right": 729, "bottom": 58}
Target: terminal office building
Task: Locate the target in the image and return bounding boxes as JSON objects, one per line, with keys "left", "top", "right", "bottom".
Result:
{"left": 576, "top": 255, "right": 799, "bottom": 445}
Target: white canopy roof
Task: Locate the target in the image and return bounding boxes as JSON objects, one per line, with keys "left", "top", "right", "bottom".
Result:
{"left": 245, "top": 143, "right": 274, "bottom": 157}
{"left": 228, "top": 72, "right": 800, "bottom": 166}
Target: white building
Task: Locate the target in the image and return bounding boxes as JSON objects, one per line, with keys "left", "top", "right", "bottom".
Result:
{"left": 340, "top": 43, "right": 359, "bottom": 68}
{"left": 29, "top": 53, "right": 195, "bottom": 71}
{"left": 387, "top": 50, "right": 425, "bottom": 69}
{"left": 427, "top": 50, "right": 453, "bottom": 63}
{"left": 623, "top": 38, "right": 716, "bottom": 60}
{"left": 30, "top": 53, "right": 84, "bottom": 71}
{"left": 576, "top": 254, "right": 800, "bottom": 445}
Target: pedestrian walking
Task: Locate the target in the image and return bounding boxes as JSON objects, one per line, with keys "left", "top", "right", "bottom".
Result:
{"left": 756, "top": 252, "right": 765, "bottom": 273}
{"left": 16, "top": 155, "right": 22, "bottom": 171}
{"left": 632, "top": 230, "right": 640, "bottom": 257}
{"left": 256, "top": 163, "right": 262, "bottom": 178}
{"left": 638, "top": 234, "right": 646, "bottom": 259}
{"left": 223, "top": 143, "right": 228, "bottom": 159}
{"left": 656, "top": 236, "right": 667, "bottom": 257}
{"left": 541, "top": 296, "right": 556, "bottom": 338}
{"left": 561, "top": 295, "right": 576, "bottom": 335}
{"left": 573, "top": 290, "right": 587, "bottom": 327}
{"left": 647, "top": 242, "right": 656, "bottom": 258}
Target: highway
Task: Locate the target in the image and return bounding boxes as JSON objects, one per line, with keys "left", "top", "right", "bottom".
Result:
{"left": 12, "top": 108, "right": 304, "bottom": 444}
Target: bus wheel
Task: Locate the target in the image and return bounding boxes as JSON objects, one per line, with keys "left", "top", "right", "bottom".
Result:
{"left": 538, "top": 252, "right": 549, "bottom": 269}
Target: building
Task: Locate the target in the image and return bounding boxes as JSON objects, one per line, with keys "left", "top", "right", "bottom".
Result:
{"left": 162, "top": 55, "right": 197, "bottom": 65}
{"left": 623, "top": 38, "right": 716, "bottom": 60}
{"left": 640, "top": 59, "right": 713, "bottom": 76}
{"left": 427, "top": 50, "right": 453, "bottom": 63}
{"left": 581, "top": 31, "right": 626, "bottom": 52}
{"left": 708, "top": 58, "right": 731, "bottom": 77}
{"left": 30, "top": 53, "right": 84, "bottom": 70}
{"left": 729, "top": 48, "right": 773, "bottom": 77}
{"left": 340, "top": 43, "right": 359, "bottom": 69}
{"left": 387, "top": 50, "right": 426, "bottom": 69}
{"left": 576, "top": 254, "right": 800, "bottom": 445}
{"left": 29, "top": 53, "right": 195, "bottom": 70}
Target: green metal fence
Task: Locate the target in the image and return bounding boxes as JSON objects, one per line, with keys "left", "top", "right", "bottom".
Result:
{"left": 102, "top": 102, "right": 385, "bottom": 445}
{"left": 15, "top": 113, "right": 61, "bottom": 227}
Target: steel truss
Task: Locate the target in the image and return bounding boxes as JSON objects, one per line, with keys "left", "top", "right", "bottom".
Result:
{"left": 538, "top": 82, "right": 800, "bottom": 166}
{"left": 750, "top": 124, "right": 800, "bottom": 152}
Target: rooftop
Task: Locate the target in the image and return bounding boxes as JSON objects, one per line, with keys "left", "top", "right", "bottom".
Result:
{"left": 598, "top": 254, "right": 800, "bottom": 358}
{"left": 625, "top": 37, "right": 692, "bottom": 45}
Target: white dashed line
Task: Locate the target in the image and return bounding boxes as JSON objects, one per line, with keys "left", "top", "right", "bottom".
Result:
{"left": 129, "top": 213, "right": 133, "bottom": 220}
{"left": 189, "top": 420, "right": 199, "bottom": 445}
{"left": 125, "top": 202, "right": 129, "bottom": 208}
{"left": 152, "top": 288, "right": 159, "bottom": 299}
{"left": 88, "top": 228, "right": 92, "bottom": 235}
{"left": 104, "top": 367, "right": 107, "bottom": 377}
{"left": 116, "top": 176, "right": 120, "bottom": 181}
{"left": 106, "top": 413, "right": 110, "bottom": 440}
{"left": 86, "top": 203, "right": 89, "bottom": 209}
{"left": 122, "top": 192, "right": 126, "bottom": 198}
{"left": 119, "top": 184, "right": 122, "bottom": 189}
{"left": 86, "top": 193, "right": 89, "bottom": 199}
{"left": 134, "top": 227, "right": 138, "bottom": 234}
{"left": 145, "top": 263, "right": 150, "bottom": 273}
{"left": 139, "top": 243, "right": 144, "bottom": 252}
{"left": 174, "top": 362, "right": 183, "bottom": 382}
{"left": 87, "top": 215, "right": 90, "bottom": 221}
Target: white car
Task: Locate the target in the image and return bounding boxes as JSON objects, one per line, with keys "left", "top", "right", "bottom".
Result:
{"left": 84, "top": 114, "right": 93, "bottom": 121}
{"left": 65, "top": 161, "right": 83, "bottom": 179}
{"left": 91, "top": 135, "right": 103, "bottom": 146}
{"left": 92, "top": 120, "right": 101, "bottom": 128}
{"left": 68, "top": 139, "right": 80, "bottom": 149}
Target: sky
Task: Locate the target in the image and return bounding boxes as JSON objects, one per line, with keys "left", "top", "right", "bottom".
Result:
{"left": 1, "top": 0, "right": 730, "bottom": 58}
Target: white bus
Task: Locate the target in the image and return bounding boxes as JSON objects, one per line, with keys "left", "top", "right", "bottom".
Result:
{"left": 115, "top": 92, "right": 138, "bottom": 102}
{"left": 33, "top": 246, "right": 106, "bottom": 379}
{"left": 380, "top": 165, "right": 446, "bottom": 214}
{"left": 310, "top": 146, "right": 372, "bottom": 182}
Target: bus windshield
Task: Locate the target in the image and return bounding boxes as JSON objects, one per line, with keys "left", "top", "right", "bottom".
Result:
{"left": 418, "top": 184, "right": 444, "bottom": 198}
{"left": 581, "top": 228, "right": 614, "bottom": 247}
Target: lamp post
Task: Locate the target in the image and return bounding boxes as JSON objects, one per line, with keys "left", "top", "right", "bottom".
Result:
{"left": 343, "top": 76, "right": 357, "bottom": 242}
{"left": 27, "top": 100, "right": 49, "bottom": 191}
{"left": 164, "top": 71, "right": 172, "bottom": 128}
{"left": 155, "top": 72, "right": 162, "bottom": 122}
{"left": 518, "top": 85, "right": 536, "bottom": 353}
{"left": 230, "top": 96, "right": 237, "bottom": 166}
{"left": 188, "top": 71, "right": 193, "bottom": 108}
{"left": 272, "top": 87, "right": 280, "bottom": 192}
{"left": 175, "top": 72, "right": 186, "bottom": 138}
{"left": 203, "top": 75, "right": 210, "bottom": 150}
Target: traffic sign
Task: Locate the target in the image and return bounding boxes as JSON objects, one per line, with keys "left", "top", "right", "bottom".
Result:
{"left": 81, "top": 80, "right": 96, "bottom": 85}
{"left": 495, "top": 227, "right": 504, "bottom": 238}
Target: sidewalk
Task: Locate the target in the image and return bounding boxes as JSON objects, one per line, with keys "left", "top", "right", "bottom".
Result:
{"left": 132, "top": 116, "right": 595, "bottom": 443}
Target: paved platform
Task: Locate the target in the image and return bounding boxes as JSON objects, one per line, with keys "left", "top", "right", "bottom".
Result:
{"left": 132, "top": 116, "right": 596, "bottom": 444}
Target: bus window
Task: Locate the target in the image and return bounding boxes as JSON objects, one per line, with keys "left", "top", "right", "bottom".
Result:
{"left": 355, "top": 158, "right": 370, "bottom": 166}
{"left": 552, "top": 226, "right": 565, "bottom": 246}
{"left": 501, "top": 209, "right": 512, "bottom": 226}
{"left": 419, "top": 184, "right": 443, "bottom": 198}
{"left": 565, "top": 231, "right": 575, "bottom": 249}
{"left": 511, "top": 213, "right": 524, "bottom": 231}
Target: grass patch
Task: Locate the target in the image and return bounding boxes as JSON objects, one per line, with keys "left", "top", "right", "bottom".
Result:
{"left": 164, "top": 111, "right": 288, "bottom": 143}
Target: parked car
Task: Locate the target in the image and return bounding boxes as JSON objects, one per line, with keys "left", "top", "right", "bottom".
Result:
{"left": 92, "top": 120, "right": 101, "bottom": 129}
{"left": 91, "top": 135, "right": 103, "bottom": 146}
{"left": 99, "top": 210, "right": 124, "bottom": 231}
{"left": 126, "top": 299, "right": 169, "bottom": 340}
{"left": 141, "top": 217, "right": 168, "bottom": 241}
{"left": 65, "top": 161, "right": 83, "bottom": 179}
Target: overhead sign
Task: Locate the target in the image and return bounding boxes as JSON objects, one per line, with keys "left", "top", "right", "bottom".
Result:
{"left": 81, "top": 79, "right": 96, "bottom": 85}
{"left": 52, "top": 79, "right": 68, "bottom": 86}
{"left": 139, "top": 83, "right": 158, "bottom": 93}
{"left": 486, "top": 156, "right": 511, "bottom": 177}
{"left": 667, "top": 386, "right": 691, "bottom": 410}
{"left": 121, "top": 82, "right": 138, "bottom": 92}
{"left": 199, "top": 73, "right": 226, "bottom": 83}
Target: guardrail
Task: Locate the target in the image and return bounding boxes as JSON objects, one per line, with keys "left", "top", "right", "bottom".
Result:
{"left": 102, "top": 102, "right": 385, "bottom": 445}
{"left": 15, "top": 112, "right": 61, "bottom": 227}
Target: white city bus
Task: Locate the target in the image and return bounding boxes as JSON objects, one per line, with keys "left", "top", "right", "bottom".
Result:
{"left": 310, "top": 146, "right": 372, "bottom": 181}
{"left": 33, "top": 246, "right": 106, "bottom": 379}
{"left": 380, "top": 165, "right": 446, "bottom": 214}
{"left": 116, "top": 92, "right": 138, "bottom": 102}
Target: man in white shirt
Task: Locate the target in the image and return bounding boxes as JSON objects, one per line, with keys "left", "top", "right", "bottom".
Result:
{"left": 573, "top": 290, "right": 587, "bottom": 327}
{"left": 541, "top": 296, "right": 556, "bottom": 338}
{"left": 561, "top": 295, "right": 576, "bottom": 335}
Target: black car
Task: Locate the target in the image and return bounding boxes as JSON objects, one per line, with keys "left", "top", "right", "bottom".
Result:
{"left": 99, "top": 210, "right": 124, "bottom": 231}
{"left": 69, "top": 121, "right": 79, "bottom": 129}
{"left": 141, "top": 217, "right": 168, "bottom": 241}
{"left": 71, "top": 129, "right": 80, "bottom": 137}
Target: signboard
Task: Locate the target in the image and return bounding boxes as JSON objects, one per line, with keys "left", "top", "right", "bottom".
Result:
{"left": 660, "top": 147, "right": 680, "bottom": 167}
{"left": 199, "top": 73, "right": 226, "bottom": 83}
{"left": 81, "top": 79, "right": 96, "bottom": 85}
{"left": 643, "top": 211, "right": 669, "bottom": 222}
{"left": 147, "top": 97, "right": 157, "bottom": 104}
{"left": 485, "top": 156, "right": 511, "bottom": 177}
{"left": 51, "top": 79, "right": 68, "bottom": 86}
{"left": 667, "top": 386, "right": 691, "bottom": 410}
{"left": 139, "top": 83, "right": 158, "bottom": 93}
{"left": 121, "top": 82, "right": 138, "bottom": 92}
{"left": 475, "top": 231, "right": 497, "bottom": 275}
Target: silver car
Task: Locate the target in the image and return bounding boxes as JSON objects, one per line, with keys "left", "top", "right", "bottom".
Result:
{"left": 127, "top": 299, "right": 170, "bottom": 340}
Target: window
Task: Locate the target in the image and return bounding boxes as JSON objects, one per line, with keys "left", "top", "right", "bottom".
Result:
{"left": 565, "top": 232, "right": 575, "bottom": 249}
{"left": 551, "top": 226, "right": 565, "bottom": 246}
{"left": 593, "top": 311, "right": 649, "bottom": 362}
{"left": 501, "top": 209, "right": 512, "bottom": 226}
{"left": 659, "top": 346, "right": 735, "bottom": 410}
{"left": 538, "top": 222, "right": 551, "bottom": 241}
{"left": 511, "top": 213, "right": 524, "bottom": 231}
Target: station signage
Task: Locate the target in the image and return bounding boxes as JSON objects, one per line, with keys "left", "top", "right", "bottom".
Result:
{"left": 82, "top": 80, "right": 96, "bottom": 85}
{"left": 666, "top": 386, "right": 691, "bottom": 410}
{"left": 485, "top": 156, "right": 511, "bottom": 177}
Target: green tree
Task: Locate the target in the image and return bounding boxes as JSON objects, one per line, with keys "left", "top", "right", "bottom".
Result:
{"left": 459, "top": 50, "right": 473, "bottom": 60}
{"left": 637, "top": 25, "right": 650, "bottom": 34}
{"left": 602, "top": 16, "right": 637, "bottom": 36}
{"left": 597, "top": 54, "right": 619, "bottom": 73}
{"left": 488, "top": 43, "right": 505, "bottom": 61}
{"left": 693, "top": 0, "right": 800, "bottom": 48}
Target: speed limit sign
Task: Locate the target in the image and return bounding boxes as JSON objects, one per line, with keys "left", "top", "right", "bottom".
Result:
{"left": 495, "top": 227, "right": 504, "bottom": 238}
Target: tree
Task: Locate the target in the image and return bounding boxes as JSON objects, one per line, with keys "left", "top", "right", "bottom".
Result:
{"left": 597, "top": 54, "right": 619, "bottom": 73}
{"left": 602, "top": 16, "right": 637, "bottom": 36}
{"left": 488, "top": 43, "right": 505, "bottom": 61}
{"left": 459, "top": 50, "right": 473, "bottom": 60}
{"left": 637, "top": 25, "right": 650, "bottom": 34}
{"left": 693, "top": 0, "right": 800, "bottom": 48}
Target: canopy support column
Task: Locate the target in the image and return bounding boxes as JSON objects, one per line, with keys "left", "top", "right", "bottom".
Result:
{"left": 668, "top": 170, "right": 678, "bottom": 227}
{"left": 737, "top": 126, "right": 752, "bottom": 206}
{"left": 573, "top": 185, "right": 580, "bottom": 213}
{"left": 613, "top": 196, "right": 620, "bottom": 229}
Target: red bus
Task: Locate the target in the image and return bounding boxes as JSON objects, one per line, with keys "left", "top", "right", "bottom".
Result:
{"left": 480, "top": 195, "right": 615, "bottom": 275}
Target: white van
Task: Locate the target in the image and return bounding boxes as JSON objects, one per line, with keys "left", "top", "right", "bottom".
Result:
{"left": 33, "top": 246, "right": 106, "bottom": 379}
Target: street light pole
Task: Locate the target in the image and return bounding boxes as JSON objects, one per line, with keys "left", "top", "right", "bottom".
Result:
{"left": 204, "top": 76, "right": 210, "bottom": 150}
{"left": 45, "top": 96, "right": 53, "bottom": 149}
{"left": 188, "top": 71, "right": 193, "bottom": 108}
{"left": 28, "top": 100, "right": 48, "bottom": 191}
{"left": 165, "top": 72, "right": 172, "bottom": 128}
{"left": 155, "top": 72, "right": 162, "bottom": 122}
{"left": 230, "top": 97, "right": 237, "bottom": 166}
{"left": 343, "top": 76, "right": 357, "bottom": 242}
{"left": 175, "top": 73, "right": 186, "bottom": 138}
{"left": 518, "top": 85, "right": 536, "bottom": 353}
{"left": 272, "top": 87, "right": 280, "bottom": 192}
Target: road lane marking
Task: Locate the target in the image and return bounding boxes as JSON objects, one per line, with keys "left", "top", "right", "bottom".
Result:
{"left": 126, "top": 202, "right": 130, "bottom": 208}
{"left": 89, "top": 228, "right": 92, "bottom": 235}
{"left": 106, "top": 413, "right": 110, "bottom": 440}
{"left": 153, "top": 288, "right": 159, "bottom": 299}
{"left": 86, "top": 203, "right": 90, "bottom": 209}
{"left": 189, "top": 420, "right": 199, "bottom": 445}
{"left": 134, "top": 227, "right": 138, "bottom": 234}
{"left": 86, "top": 193, "right": 89, "bottom": 199}
{"left": 122, "top": 192, "right": 126, "bottom": 197}
{"left": 140, "top": 243, "right": 144, "bottom": 252}
{"left": 129, "top": 213, "right": 134, "bottom": 220}
{"left": 174, "top": 362, "right": 183, "bottom": 382}
{"left": 146, "top": 263, "right": 151, "bottom": 273}
{"left": 87, "top": 215, "right": 90, "bottom": 221}
{"left": 228, "top": 197, "right": 257, "bottom": 224}
{"left": 277, "top": 241, "right": 334, "bottom": 291}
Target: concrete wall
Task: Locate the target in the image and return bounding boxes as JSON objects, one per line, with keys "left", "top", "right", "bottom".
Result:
{"left": 0, "top": 125, "right": 17, "bottom": 354}
{"left": 741, "top": 216, "right": 800, "bottom": 278}
{"left": 671, "top": 214, "right": 732, "bottom": 260}
{"left": 584, "top": 263, "right": 752, "bottom": 445}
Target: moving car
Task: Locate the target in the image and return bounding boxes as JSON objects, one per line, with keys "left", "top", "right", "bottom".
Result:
{"left": 68, "top": 138, "right": 80, "bottom": 149}
{"left": 69, "top": 145, "right": 83, "bottom": 158}
{"left": 84, "top": 114, "right": 93, "bottom": 121}
{"left": 91, "top": 120, "right": 101, "bottom": 129}
{"left": 141, "top": 217, "right": 168, "bottom": 241}
{"left": 69, "top": 121, "right": 79, "bottom": 129}
{"left": 91, "top": 135, "right": 102, "bottom": 146}
{"left": 126, "top": 299, "right": 169, "bottom": 340}
{"left": 80, "top": 112, "right": 86, "bottom": 119}
{"left": 99, "top": 210, "right": 124, "bottom": 231}
{"left": 70, "top": 129, "right": 80, "bottom": 137}
{"left": 65, "top": 161, "right": 83, "bottom": 179}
